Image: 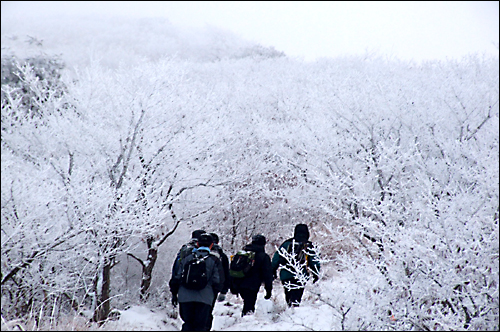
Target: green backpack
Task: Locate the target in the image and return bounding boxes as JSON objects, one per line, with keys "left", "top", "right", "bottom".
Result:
{"left": 229, "top": 250, "right": 256, "bottom": 278}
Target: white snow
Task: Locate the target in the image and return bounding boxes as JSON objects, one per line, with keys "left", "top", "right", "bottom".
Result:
{"left": 102, "top": 285, "right": 338, "bottom": 331}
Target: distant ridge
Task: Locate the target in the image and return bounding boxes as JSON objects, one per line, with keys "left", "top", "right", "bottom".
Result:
{"left": 1, "top": 15, "right": 285, "bottom": 69}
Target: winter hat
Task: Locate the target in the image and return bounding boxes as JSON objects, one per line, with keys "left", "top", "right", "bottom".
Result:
{"left": 293, "top": 224, "right": 310, "bottom": 242}
{"left": 197, "top": 233, "right": 213, "bottom": 247}
{"left": 252, "top": 234, "right": 266, "bottom": 246}
{"left": 191, "top": 229, "right": 206, "bottom": 240}
{"left": 209, "top": 232, "right": 220, "bottom": 244}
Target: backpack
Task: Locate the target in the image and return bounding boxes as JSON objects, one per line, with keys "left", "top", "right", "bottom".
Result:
{"left": 181, "top": 251, "right": 210, "bottom": 290}
{"left": 178, "top": 241, "right": 197, "bottom": 264}
{"left": 286, "top": 240, "right": 309, "bottom": 268}
{"left": 229, "top": 250, "right": 256, "bottom": 278}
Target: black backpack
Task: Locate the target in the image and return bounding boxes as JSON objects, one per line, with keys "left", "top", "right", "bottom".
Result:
{"left": 178, "top": 241, "right": 197, "bottom": 264}
{"left": 181, "top": 251, "right": 210, "bottom": 290}
{"left": 229, "top": 250, "right": 256, "bottom": 278}
{"left": 286, "top": 240, "right": 309, "bottom": 268}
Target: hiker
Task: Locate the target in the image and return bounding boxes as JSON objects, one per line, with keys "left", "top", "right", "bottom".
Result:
{"left": 206, "top": 232, "right": 230, "bottom": 330}
{"left": 171, "top": 229, "right": 206, "bottom": 276}
{"left": 272, "top": 223, "right": 320, "bottom": 307}
{"left": 229, "top": 234, "right": 273, "bottom": 316}
{"left": 169, "top": 233, "right": 222, "bottom": 331}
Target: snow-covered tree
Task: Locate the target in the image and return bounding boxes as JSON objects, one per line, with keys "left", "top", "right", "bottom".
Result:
{"left": 2, "top": 14, "right": 498, "bottom": 330}
{"left": 270, "top": 54, "right": 499, "bottom": 330}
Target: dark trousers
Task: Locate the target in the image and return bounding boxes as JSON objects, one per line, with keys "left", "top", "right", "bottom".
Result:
{"left": 179, "top": 301, "right": 212, "bottom": 331}
{"left": 206, "top": 292, "right": 218, "bottom": 331}
{"left": 239, "top": 288, "right": 259, "bottom": 316}
{"left": 282, "top": 279, "right": 305, "bottom": 307}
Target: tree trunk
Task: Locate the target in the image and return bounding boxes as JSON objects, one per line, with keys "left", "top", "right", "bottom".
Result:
{"left": 140, "top": 237, "right": 158, "bottom": 302}
{"left": 92, "top": 262, "right": 111, "bottom": 325}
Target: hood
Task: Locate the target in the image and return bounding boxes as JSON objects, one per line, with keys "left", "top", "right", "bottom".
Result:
{"left": 193, "top": 247, "right": 211, "bottom": 255}
{"left": 293, "top": 224, "right": 310, "bottom": 242}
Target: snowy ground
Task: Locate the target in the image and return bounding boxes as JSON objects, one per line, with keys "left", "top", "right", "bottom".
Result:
{"left": 101, "top": 280, "right": 337, "bottom": 331}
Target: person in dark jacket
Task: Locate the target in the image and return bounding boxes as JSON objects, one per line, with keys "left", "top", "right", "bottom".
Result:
{"left": 230, "top": 234, "right": 273, "bottom": 316}
{"left": 271, "top": 224, "right": 320, "bottom": 307}
{"left": 171, "top": 229, "right": 206, "bottom": 275}
{"left": 169, "top": 233, "right": 222, "bottom": 331}
{"left": 206, "top": 232, "right": 230, "bottom": 330}
{"left": 209, "top": 233, "right": 230, "bottom": 299}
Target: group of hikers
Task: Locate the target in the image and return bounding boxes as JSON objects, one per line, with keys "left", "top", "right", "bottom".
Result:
{"left": 169, "top": 223, "right": 321, "bottom": 331}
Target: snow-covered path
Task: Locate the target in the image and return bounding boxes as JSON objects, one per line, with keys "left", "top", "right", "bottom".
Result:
{"left": 103, "top": 282, "right": 337, "bottom": 331}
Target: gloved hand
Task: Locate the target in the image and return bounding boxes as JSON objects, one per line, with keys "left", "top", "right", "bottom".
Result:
{"left": 272, "top": 269, "right": 277, "bottom": 280}
{"left": 264, "top": 290, "right": 272, "bottom": 300}
{"left": 171, "top": 293, "right": 178, "bottom": 307}
{"left": 217, "top": 293, "right": 226, "bottom": 302}
{"left": 313, "top": 274, "right": 319, "bottom": 284}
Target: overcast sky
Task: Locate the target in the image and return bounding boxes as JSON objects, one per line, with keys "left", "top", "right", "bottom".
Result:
{"left": 2, "top": 1, "right": 499, "bottom": 62}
